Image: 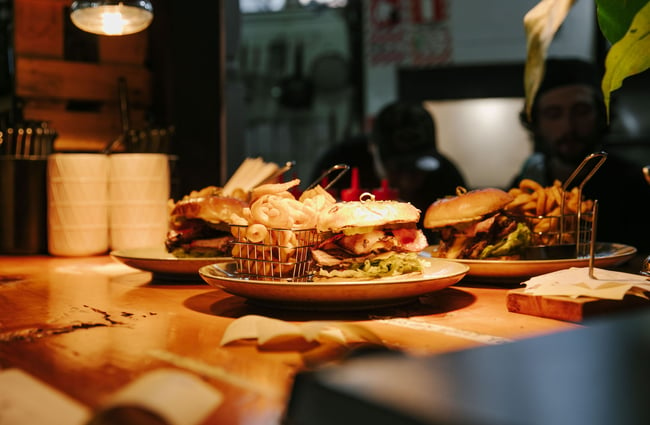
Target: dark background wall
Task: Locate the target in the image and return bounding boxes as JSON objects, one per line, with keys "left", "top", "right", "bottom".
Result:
{"left": 148, "top": 0, "right": 225, "bottom": 197}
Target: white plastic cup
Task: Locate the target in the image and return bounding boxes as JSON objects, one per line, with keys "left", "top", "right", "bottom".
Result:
{"left": 109, "top": 154, "right": 170, "bottom": 251}
{"left": 47, "top": 153, "right": 109, "bottom": 256}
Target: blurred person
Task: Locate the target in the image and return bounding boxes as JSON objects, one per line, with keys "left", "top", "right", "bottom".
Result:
{"left": 370, "top": 101, "right": 467, "bottom": 218}
{"left": 511, "top": 58, "right": 650, "bottom": 251}
{"left": 310, "top": 101, "right": 467, "bottom": 238}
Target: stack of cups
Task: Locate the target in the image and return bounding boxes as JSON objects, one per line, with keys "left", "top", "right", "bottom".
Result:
{"left": 108, "top": 153, "right": 170, "bottom": 251}
{"left": 47, "top": 153, "right": 110, "bottom": 256}
{"left": 46, "top": 153, "right": 171, "bottom": 256}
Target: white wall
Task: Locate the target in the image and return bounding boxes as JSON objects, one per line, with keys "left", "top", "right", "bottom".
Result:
{"left": 424, "top": 98, "right": 532, "bottom": 189}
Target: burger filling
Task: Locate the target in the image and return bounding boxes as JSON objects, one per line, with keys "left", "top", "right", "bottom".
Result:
{"left": 437, "top": 214, "right": 531, "bottom": 259}
{"left": 165, "top": 218, "right": 233, "bottom": 258}
{"left": 312, "top": 226, "right": 429, "bottom": 278}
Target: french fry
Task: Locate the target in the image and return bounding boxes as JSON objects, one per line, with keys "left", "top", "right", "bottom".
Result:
{"left": 519, "top": 178, "right": 543, "bottom": 193}
{"left": 550, "top": 185, "right": 563, "bottom": 207}
{"left": 544, "top": 187, "right": 556, "bottom": 212}
{"left": 535, "top": 189, "right": 547, "bottom": 216}
{"left": 509, "top": 193, "right": 532, "bottom": 208}
{"left": 505, "top": 178, "right": 595, "bottom": 246}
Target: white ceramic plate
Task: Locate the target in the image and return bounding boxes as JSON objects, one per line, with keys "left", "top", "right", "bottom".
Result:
{"left": 423, "top": 242, "right": 637, "bottom": 282}
{"left": 198, "top": 259, "right": 469, "bottom": 310}
{"left": 111, "top": 247, "right": 231, "bottom": 281}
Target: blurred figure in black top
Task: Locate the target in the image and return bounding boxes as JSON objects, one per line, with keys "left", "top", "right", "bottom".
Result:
{"left": 312, "top": 101, "right": 466, "bottom": 213}
{"left": 371, "top": 101, "right": 467, "bottom": 217}
{"left": 511, "top": 58, "right": 650, "bottom": 251}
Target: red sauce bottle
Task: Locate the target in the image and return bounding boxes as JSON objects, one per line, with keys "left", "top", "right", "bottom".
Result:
{"left": 372, "top": 179, "right": 398, "bottom": 200}
{"left": 340, "top": 167, "right": 364, "bottom": 201}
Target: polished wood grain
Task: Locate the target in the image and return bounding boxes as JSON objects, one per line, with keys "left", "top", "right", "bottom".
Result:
{"left": 0, "top": 255, "right": 584, "bottom": 425}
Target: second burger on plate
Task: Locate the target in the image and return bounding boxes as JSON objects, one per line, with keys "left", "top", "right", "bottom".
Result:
{"left": 166, "top": 188, "right": 247, "bottom": 258}
{"left": 424, "top": 188, "right": 531, "bottom": 260}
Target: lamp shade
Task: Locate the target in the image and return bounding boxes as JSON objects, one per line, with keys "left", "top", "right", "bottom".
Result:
{"left": 70, "top": 1, "right": 153, "bottom": 36}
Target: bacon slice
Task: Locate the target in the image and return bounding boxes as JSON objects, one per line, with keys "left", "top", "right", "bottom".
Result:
{"left": 337, "top": 230, "right": 395, "bottom": 255}
{"left": 392, "top": 228, "right": 428, "bottom": 252}
{"left": 312, "top": 227, "right": 429, "bottom": 269}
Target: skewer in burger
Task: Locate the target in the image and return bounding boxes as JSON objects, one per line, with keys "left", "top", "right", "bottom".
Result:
{"left": 166, "top": 187, "right": 247, "bottom": 258}
{"left": 312, "top": 196, "right": 429, "bottom": 278}
{"left": 423, "top": 188, "right": 531, "bottom": 259}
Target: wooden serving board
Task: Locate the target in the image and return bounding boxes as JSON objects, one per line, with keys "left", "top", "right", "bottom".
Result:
{"left": 506, "top": 288, "right": 650, "bottom": 323}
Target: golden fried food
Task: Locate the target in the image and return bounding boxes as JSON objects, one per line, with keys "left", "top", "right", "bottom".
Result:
{"left": 230, "top": 179, "right": 321, "bottom": 280}
{"left": 505, "top": 179, "right": 594, "bottom": 245}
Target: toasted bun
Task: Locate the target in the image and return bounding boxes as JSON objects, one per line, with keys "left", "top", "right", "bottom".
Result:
{"left": 317, "top": 200, "right": 420, "bottom": 232}
{"left": 170, "top": 196, "right": 247, "bottom": 225}
{"left": 424, "top": 188, "right": 514, "bottom": 229}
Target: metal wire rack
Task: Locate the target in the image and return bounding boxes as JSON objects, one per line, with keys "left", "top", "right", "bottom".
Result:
{"left": 230, "top": 225, "right": 321, "bottom": 281}
{"left": 516, "top": 208, "right": 596, "bottom": 257}
{"left": 511, "top": 152, "right": 606, "bottom": 261}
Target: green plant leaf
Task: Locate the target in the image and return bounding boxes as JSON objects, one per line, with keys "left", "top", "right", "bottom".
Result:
{"left": 523, "top": 0, "right": 576, "bottom": 119}
{"left": 602, "top": 1, "right": 650, "bottom": 119}
{"left": 596, "top": 0, "right": 648, "bottom": 44}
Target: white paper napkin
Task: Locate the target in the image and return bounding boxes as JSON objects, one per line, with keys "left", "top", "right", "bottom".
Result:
{"left": 0, "top": 368, "right": 92, "bottom": 425}
{"left": 522, "top": 267, "right": 650, "bottom": 300}
{"left": 0, "top": 368, "right": 222, "bottom": 425}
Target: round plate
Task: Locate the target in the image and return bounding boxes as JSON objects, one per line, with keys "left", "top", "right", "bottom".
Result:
{"left": 111, "top": 247, "right": 231, "bottom": 281}
{"left": 198, "top": 259, "right": 469, "bottom": 310}
{"left": 423, "top": 242, "right": 637, "bottom": 282}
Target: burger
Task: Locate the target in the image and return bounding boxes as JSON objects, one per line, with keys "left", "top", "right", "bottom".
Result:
{"left": 166, "top": 191, "right": 247, "bottom": 258}
{"left": 423, "top": 188, "right": 531, "bottom": 260}
{"left": 311, "top": 200, "right": 429, "bottom": 278}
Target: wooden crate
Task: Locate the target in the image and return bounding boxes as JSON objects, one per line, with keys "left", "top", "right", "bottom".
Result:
{"left": 21, "top": 99, "right": 149, "bottom": 151}
{"left": 13, "top": 0, "right": 151, "bottom": 151}
{"left": 15, "top": 57, "right": 151, "bottom": 104}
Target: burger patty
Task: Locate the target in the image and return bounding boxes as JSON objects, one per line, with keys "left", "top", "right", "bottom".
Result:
{"left": 438, "top": 213, "right": 518, "bottom": 259}
{"left": 165, "top": 218, "right": 233, "bottom": 255}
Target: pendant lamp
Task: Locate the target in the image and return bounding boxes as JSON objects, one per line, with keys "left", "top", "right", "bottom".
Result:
{"left": 70, "top": 1, "right": 153, "bottom": 36}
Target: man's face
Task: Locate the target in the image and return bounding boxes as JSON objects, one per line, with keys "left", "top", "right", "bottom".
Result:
{"left": 534, "top": 84, "right": 601, "bottom": 164}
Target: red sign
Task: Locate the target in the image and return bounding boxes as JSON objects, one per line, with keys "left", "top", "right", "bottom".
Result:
{"left": 367, "top": 0, "right": 452, "bottom": 66}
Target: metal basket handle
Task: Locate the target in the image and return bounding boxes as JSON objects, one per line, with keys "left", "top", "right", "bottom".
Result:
{"left": 306, "top": 163, "right": 350, "bottom": 191}
{"left": 559, "top": 151, "right": 607, "bottom": 251}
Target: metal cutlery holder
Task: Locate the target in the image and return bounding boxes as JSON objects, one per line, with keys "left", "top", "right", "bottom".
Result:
{"left": 0, "top": 156, "right": 48, "bottom": 254}
{"left": 0, "top": 123, "right": 57, "bottom": 254}
{"left": 0, "top": 123, "right": 57, "bottom": 157}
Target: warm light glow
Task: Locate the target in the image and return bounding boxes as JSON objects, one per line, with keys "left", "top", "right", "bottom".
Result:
{"left": 70, "top": 1, "right": 153, "bottom": 36}
{"left": 101, "top": 10, "right": 128, "bottom": 35}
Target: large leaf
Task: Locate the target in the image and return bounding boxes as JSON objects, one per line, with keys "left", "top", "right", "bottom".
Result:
{"left": 523, "top": 0, "right": 576, "bottom": 119}
{"left": 602, "top": 1, "right": 650, "bottom": 119}
{"left": 596, "top": 0, "right": 648, "bottom": 44}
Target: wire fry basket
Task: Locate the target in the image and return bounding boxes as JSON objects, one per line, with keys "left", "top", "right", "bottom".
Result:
{"left": 514, "top": 152, "right": 606, "bottom": 259}
{"left": 512, "top": 208, "right": 595, "bottom": 257}
{"left": 230, "top": 225, "right": 321, "bottom": 281}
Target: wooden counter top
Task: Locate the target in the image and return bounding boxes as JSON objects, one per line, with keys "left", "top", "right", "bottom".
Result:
{"left": 0, "top": 254, "right": 589, "bottom": 424}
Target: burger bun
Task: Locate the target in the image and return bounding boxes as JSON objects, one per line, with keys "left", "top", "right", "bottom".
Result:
{"left": 170, "top": 196, "right": 247, "bottom": 225}
{"left": 317, "top": 200, "right": 421, "bottom": 233}
{"left": 424, "top": 188, "right": 513, "bottom": 229}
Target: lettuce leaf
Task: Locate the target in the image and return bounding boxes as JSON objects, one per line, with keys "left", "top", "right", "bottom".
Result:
{"left": 479, "top": 222, "right": 532, "bottom": 259}
{"left": 318, "top": 252, "right": 426, "bottom": 279}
